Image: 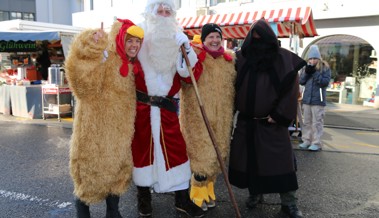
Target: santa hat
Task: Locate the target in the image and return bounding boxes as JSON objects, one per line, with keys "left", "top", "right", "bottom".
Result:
{"left": 201, "top": 23, "right": 222, "bottom": 42}
{"left": 307, "top": 45, "right": 321, "bottom": 60}
{"left": 146, "top": 0, "right": 175, "bottom": 10}
{"left": 115, "top": 18, "right": 144, "bottom": 77}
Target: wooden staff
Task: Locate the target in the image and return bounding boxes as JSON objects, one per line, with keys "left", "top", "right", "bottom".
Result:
{"left": 180, "top": 46, "right": 241, "bottom": 218}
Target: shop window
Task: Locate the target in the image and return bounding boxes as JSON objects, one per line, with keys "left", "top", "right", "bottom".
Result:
{"left": 307, "top": 34, "right": 376, "bottom": 105}
{"left": 175, "top": 0, "right": 182, "bottom": 9}
{"left": 90, "top": 0, "right": 94, "bottom": 10}
{"left": 23, "top": 13, "right": 35, "bottom": 21}
{"left": 210, "top": 0, "right": 226, "bottom": 6}
{"left": 0, "top": 11, "right": 10, "bottom": 21}
{"left": 10, "top": 12, "right": 22, "bottom": 20}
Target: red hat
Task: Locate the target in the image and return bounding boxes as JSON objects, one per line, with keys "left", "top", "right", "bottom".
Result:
{"left": 115, "top": 18, "right": 144, "bottom": 77}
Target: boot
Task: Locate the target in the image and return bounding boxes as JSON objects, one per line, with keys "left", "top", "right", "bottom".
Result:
{"left": 246, "top": 194, "right": 264, "bottom": 209}
{"left": 281, "top": 205, "right": 303, "bottom": 218}
{"left": 137, "top": 186, "right": 152, "bottom": 217}
{"left": 75, "top": 198, "right": 90, "bottom": 218}
{"left": 175, "top": 189, "right": 204, "bottom": 218}
{"left": 105, "top": 195, "right": 122, "bottom": 218}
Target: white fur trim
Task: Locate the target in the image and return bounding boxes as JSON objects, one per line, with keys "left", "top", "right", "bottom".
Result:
{"left": 146, "top": 0, "right": 175, "bottom": 9}
{"left": 187, "top": 47, "right": 198, "bottom": 68}
{"left": 132, "top": 106, "right": 191, "bottom": 193}
{"left": 133, "top": 165, "right": 154, "bottom": 186}
{"left": 176, "top": 53, "right": 189, "bottom": 78}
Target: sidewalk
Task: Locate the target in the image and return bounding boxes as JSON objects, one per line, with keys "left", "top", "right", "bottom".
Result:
{"left": 0, "top": 114, "right": 73, "bottom": 128}
{"left": 324, "top": 102, "right": 379, "bottom": 131}
{"left": 1, "top": 102, "right": 379, "bottom": 130}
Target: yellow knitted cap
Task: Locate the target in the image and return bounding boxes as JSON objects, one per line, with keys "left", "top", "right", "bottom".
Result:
{"left": 126, "top": 25, "right": 144, "bottom": 39}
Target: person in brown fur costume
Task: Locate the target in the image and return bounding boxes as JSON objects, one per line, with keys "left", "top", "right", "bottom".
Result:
{"left": 65, "top": 19, "right": 144, "bottom": 218}
{"left": 179, "top": 23, "right": 236, "bottom": 211}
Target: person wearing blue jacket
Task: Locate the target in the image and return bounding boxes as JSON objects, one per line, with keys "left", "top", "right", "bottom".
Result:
{"left": 299, "top": 45, "right": 331, "bottom": 151}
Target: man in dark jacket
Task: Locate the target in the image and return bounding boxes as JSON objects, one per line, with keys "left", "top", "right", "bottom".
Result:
{"left": 228, "top": 18, "right": 306, "bottom": 218}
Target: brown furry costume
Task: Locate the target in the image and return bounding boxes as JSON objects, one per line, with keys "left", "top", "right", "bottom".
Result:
{"left": 180, "top": 46, "right": 236, "bottom": 182}
{"left": 65, "top": 21, "right": 136, "bottom": 204}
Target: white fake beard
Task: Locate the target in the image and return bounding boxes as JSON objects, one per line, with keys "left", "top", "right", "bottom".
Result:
{"left": 145, "top": 15, "right": 180, "bottom": 75}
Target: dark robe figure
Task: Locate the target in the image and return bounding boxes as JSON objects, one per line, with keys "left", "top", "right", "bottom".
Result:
{"left": 228, "top": 18, "right": 306, "bottom": 218}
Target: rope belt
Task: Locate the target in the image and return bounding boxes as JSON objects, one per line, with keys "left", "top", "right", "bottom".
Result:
{"left": 136, "top": 90, "right": 177, "bottom": 113}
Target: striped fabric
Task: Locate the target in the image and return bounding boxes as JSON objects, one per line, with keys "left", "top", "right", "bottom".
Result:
{"left": 177, "top": 6, "right": 318, "bottom": 39}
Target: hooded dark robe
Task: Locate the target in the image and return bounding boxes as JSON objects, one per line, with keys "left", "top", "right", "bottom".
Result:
{"left": 228, "top": 19, "right": 306, "bottom": 194}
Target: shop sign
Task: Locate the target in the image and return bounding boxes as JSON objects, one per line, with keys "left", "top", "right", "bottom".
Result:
{"left": 0, "top": 40, "right": 37, "bottom": 52}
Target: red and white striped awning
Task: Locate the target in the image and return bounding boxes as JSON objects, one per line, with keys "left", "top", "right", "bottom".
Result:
{"left": 177, "top": 6, "right": 318, "bottom": 39}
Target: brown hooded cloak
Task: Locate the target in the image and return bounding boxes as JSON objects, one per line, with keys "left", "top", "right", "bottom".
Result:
{"left": 228, "top": 18, "right": 306, "bottom": 194}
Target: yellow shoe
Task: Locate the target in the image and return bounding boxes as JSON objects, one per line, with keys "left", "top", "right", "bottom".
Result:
{"left": 190, "top": 184, "right": 209, "bottom": 211}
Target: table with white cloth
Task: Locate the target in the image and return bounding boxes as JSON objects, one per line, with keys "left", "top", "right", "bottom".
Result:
{"left": 0, "top": 85, "right": 42, "bottom": 119}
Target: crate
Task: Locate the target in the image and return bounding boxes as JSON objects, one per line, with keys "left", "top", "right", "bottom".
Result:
{"left": 49, "top": 104, "right": 71, "bottom": 113}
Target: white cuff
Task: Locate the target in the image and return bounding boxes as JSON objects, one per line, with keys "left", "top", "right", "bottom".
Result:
{"left": 186, "top": 48, "right": 198, "bottom": 68}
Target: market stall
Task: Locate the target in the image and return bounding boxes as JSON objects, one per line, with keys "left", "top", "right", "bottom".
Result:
{"left": 0, "top": 20, "right": 82, "bottom": 119}
{"left": 177, "top": 6, "right": 318, "bottom": 53}
{"left": 0, "top": 84, "right": 11, "bottom": 115}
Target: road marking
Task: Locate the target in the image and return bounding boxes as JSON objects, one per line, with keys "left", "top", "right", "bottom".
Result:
{"left": 355, "top": 132, "right": 379, "bottom": 136}
{"left": 353, "top": 142, "right": 379, "bottom": 148}
{"left": 0, "top": 189, "right": 72, "bottom": 208}
{"left": 325, "top": 144, "right": 349, "bottom": 149}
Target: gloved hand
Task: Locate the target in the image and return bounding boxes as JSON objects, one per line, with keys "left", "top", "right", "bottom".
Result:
{"left": 176, "top": 53, "right": 189, "bottom": 77}
{"left": 176, "top": 32, "right": 190, "bottom": 50}
{"left": 305, "top": 64, "right": 316, "bottom": 74}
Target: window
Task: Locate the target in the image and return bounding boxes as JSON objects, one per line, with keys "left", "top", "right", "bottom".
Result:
{"left": 10, "top": 11, "right": 22, "bottom": 20}
{"left": 210, "top": 0, "right": 226, "bottom": 6}
{"left": 23, "top": 13, "right": 35, "bottom": 21}
{"left": 0, "top": 11, "right": 10, "bottom": 21}
{"left": 310, "top": 35, "right": 376, "bottom": 105}
{"left": 175, "top": 0, "right": 182, "bottom": 9}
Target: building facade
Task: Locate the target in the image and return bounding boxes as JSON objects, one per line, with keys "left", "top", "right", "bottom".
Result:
{"left": 57, "top": 0, "right": 379, "bottom": 108}
{"left": 0, "top": 0, "right": 83, "bottom": 25}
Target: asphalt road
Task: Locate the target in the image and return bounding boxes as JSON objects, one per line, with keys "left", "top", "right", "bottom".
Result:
{"left": 0, "top": 121, "right": 379, "bottom": 218}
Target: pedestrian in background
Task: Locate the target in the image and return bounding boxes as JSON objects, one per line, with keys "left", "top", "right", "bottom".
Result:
{"left": 299, "top": 45, "right": 331, "bottom": 151}
{"left": 228, "top": 18, "right": 306, "bottom": 218}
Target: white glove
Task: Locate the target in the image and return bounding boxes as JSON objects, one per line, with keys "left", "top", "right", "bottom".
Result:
{"left": 176, "top": 53, "right": 189, "bottom": 77}
{"left": 176, "top": 32, "right": 190, "bottom": 50}
{"left": 186, "top": 47, "right": 198, "bottom": 68}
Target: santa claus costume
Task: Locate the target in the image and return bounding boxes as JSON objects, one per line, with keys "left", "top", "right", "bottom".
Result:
{"left": 132, "top": 0, "right": 203, "bottom": 217}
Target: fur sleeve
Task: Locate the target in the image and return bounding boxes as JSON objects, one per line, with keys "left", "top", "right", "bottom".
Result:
{"left": 65, "top": 29, "right": 109, "bottom": 100}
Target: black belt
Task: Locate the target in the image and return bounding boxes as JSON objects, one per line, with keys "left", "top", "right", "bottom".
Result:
{"left": 238, "top": 112, "right": 269, "bottom": 120}
{"left": 136, "top": 90, "right": 178, "bottom": 113}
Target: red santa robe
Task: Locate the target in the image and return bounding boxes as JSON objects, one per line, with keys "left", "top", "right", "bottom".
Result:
{"left": 131, "top": 23, "right": 193, "bottom": 193}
